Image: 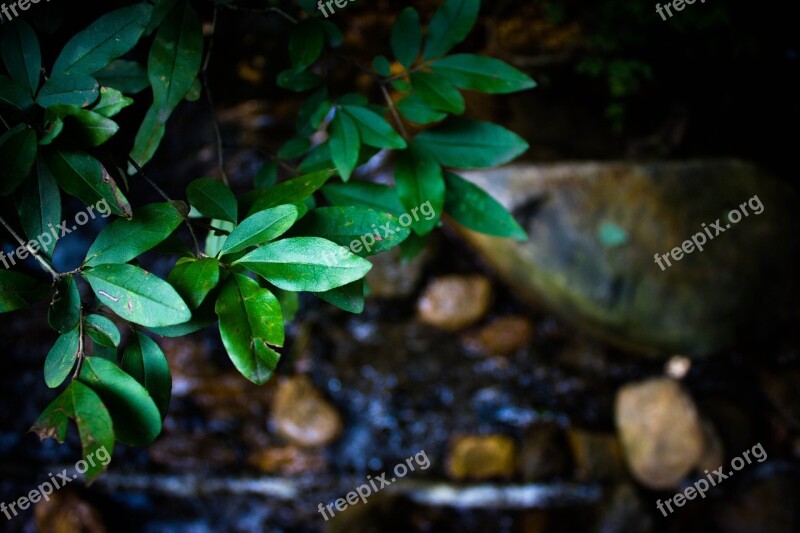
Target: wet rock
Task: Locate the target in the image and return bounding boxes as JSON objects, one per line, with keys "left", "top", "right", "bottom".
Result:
{"left": 366, "top": 246, "right": 430, "bottom": 299}
{"left": 248, "top": 446, "right": 327, "bottom": 475}
{"left": 567, "top": 429, "right": 626, "bottom": 482}
{"left": 595, "top": 482, "right": 654, "bottom": 533}
{"left": 417, "top": 275, "right": 493, "bottom": 331}
{"left": 615, "top": 378, "right": 704, "bottom": 489}
{"left": 454, "top": 161, "right": 800, "bottom": 357}
{"left": 34, "top": 490, "right": 106, "bottom": 533}
{"left": 463, "top": 315, "right": 534, "bottom": 356}
{"left": 271, "top": 375, "right": 343, "bottom": 447}
{"left": 520, "top": 423, "right": 569, "bottom": 481}
{"left": 446, "top": 435, "right": 517, "bottom": 480}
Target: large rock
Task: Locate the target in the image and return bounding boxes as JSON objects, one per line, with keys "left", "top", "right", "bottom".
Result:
{"left": 271, "top": 375, "right": 343, "bottom": 447}
{"left": 417, "top": 275, "right": 493, "bottom": 331}
{"left": 455, "top": 161, "right": 799, "bottom": 356}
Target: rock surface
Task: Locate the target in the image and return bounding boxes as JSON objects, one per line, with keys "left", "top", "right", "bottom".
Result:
{"left": 615, "top": 378, "right": 705, "bottom": 489}
{"left": 271, "top": 375, "right": 343, "bottom": 447}
{"left": 463, "top": 315, "right": 534, "bottom": 356}
{"left": 35, "top": 490, "right": 106, "bottom": 533}
{"left": 417, "top": 275, "right": 492, "bottom": 331}
{"left": 455, "top": 161, "right": 800, "bottom": 356}
{"left": 447, "top": 435, "right": 517, "bottom": 480}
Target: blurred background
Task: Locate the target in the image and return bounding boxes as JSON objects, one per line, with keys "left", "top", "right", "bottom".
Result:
{"left": 1, "top": 0, "right": 799, "bottom": 531}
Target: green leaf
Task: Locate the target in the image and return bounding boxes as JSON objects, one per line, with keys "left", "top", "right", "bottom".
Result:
{"left": 329, "top": 110, "right": 360, "bottom": 181}
{"left": 392, "top": 7, "right": 423, "bottom": 68}
{"left": 247, "top": 170, "right": 334, "bottom": 216}
{"left": 410, "top": 71, "right": 465, "bottom": 114}
{"left": 121, "top": 332, "right": 172, "bottom": 420}
{"left": 234, "top": 237, "right": 372, "bottom": 292}
{"left": 167, "top": 257, "right": 220, "bottom": 309}
{"left": 0, "top": 270, "right": 47, "bottom": 313}
{"left": 78, "top": 357, "right": 162, "bottom": 446}
{"left": 394, "top": 144, "right": 445, "bottom": 235}
{"left": 220, "top": 205, "right": 299, "bottom": 257}
{"left": 322, "top": 182, "right": 405, "bottom": 216}
{"left": 415, "top": 119, "right": 528, "bottom": 169}
{"left": 30, "top": 381, "right": 114, "bottom": 484}
{"left": 291, "top": 207, "right": 410, "bottom": 256}
{"left": 289, "top": 18, "right": 325, "bottom": 71}
{"left": 444, "top": 172, "right": 527, "bottom": 239}
{"left": 314, "top": 280, "right": 365, "bottom": 313}
{"left": 44, "top": 150, "right": 131, "bottom": 217}
{"left": 203, "top": 219, "right": 233, "bottom": 257}
{"left": 397, "top": 93, "right": 447, "bottom": 125}
{"left": 298, "top": 143, "right": 333, "bottom": 173}
{"left": 296, "top": 88, "right": 330, "bottom": 133}
{"left": 83, "top": 264, "right": 191, "bottom": 327}
{"left": 129, "top": 106, "right": 166, "bottom": 169}
{"left": 432, "top": 54, "right": 536, "bottom": 94}
{"left": 255, "top": 162, "right": 278, "bottom": 190}
{"left": 15, "top": 157, "right": 61, "bottom": 258}
{"left": 42, "top": 105, "right": 120, "bottom": 147}
{"left": 52, "top": 3, "right": 154, "bottom": 76}
{"left": 215, "top": 274, "right": 284, "bottom": 385}
{"left": 36, "top": 73, "right": 99, "bottom": 108}
{"left": 92, "top": 87, "right": 134, "bottom": 118}
{"left": 84, "top": 202, "right": 184, "bottom": 266}
{"left": 186, "top": 178, "right": 238, "bottom": 223}
{"left": 400, "top": 232, "right": 428, "bottom": 261}
{"left": 0, "top": 125, "right": 36, "bottom": 196}
{"left": 278, "top": 69, "right": 323, "bottom": 92}
{"left": 1, "top": 20, "right": 41, "bottom": 95}
{"left": 372, "top": 56, "right": 392, "bottom": 77}
{"left": 0, "top": 74, "right": 34, "bottom": 109}
{"left": 84, "top": 314, "right": 121, "bottom": 354}
{"left": 423, "top": 0, "right": 480, "bottom": 60}
{"left": 94, "top": 60, "right": 149, "bottom": 94}
{"left": 44, "top": 328, "right": 81, "bottom": 388}
{"left": 278, "top": 136, "right": 312, "bottom": 159}
{"left": 341, "top": 105, "right": 407, "bottom": 149}
{"left": 145, "top": 0, "right": 180, "bottom": 36}
{"left": 48, "top": 275, "right": 81, "bottom": 334}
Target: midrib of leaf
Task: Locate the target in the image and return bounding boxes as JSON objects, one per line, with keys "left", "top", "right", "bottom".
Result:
{"left": 62, "top": 18, "right": 141, "bottom": 75}
{"left": 87, "top": 270, "right": 186, "bottom": 313}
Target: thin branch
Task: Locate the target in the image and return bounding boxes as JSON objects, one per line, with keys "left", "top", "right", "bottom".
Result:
{"left": 0, "top": 215, "right": 60, "bottom": 279}
{"left": 202, "top": 6, "right": 230, "bottom": 186}
{"left": 0, "top": 112, "right": 9, "bottom": 130}
{"left": 73, "top": 308, "right": 85, "bottom": 379}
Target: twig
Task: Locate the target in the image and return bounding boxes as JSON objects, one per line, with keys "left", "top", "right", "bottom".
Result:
{"left": 202, "top": 6, "right": 230, "bottom": 186}
{"left": 73, "top": 308, "right": 85, "bottom": 379}
{"left": 379, "top": 82, "right": 409, "bottom": 141}
{"left": 0, "top": 215, "right": 60, "bottom": 279}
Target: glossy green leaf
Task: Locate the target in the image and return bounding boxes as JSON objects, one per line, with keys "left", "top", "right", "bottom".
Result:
{"left": 83, "top": 264, "right": 191, "bottom": 327}
{"left": 30, "top": 381, "right": 114, "bottom": 484}
{"left": 129, "top": 106, "right": 166, "bottom": 169}
{"left": 0, "top": 125, "right": 36, "bottom": 196}
{"left": 255, "top": 162, "right": 278, "bottom": 190}
{"left": 85, "top": 313, "right": 121, "bottom": 352}
{"left": 396, "top": 93, "right": 447, "bottom": 125}
{"left": 235, "top": 237, "right": 372, "bottom": 292}
{"left": 322, "top": 182, "right": 405, "bottom": 216}
{"left": 52, "top": 3, "right": 153, "bottom": 76}
{"left": 43, "top": 105, "right": 120, "bottom": 147}
{"left": 423, "top": 0, "right": 480, "bottom": 60}
{"left": 84, "top": 203, "right": 184, "bottom": 266}
{"left": 394, "top": 144, "right": 445, "bottom": 235}
{"left": 278, "top": 136, "right": 311, "bottom": 159}
{"left": 78, "top": 357, "right": 162, "bottom": 446}
{"left": 36, "top": 73, "right": 99, "bottom": 108}
{"left": 220, "top": 205, "right": 299, "bottom": 257}
{"left": 329, "top": 110, "right": 360, "bottom": 181}
{"left": 372, "top": 55, "right": 392, "bottom": 77}
{"left": 444, "top": 172, "right": 527, "bottom": 239}
{"left": 247, "top": 170, "right": 334, "bottom": 216}
{"left": 121, "top": 332, "right": 171, "bottom": 420}
{"left": 44, "top": 327, "right": 81, "bottom": 388}
{"left": 415, "top": 119, "right": 528, "bottom": 169}
{"left": 186, "top": 178, "right": 238, "bottom": 223}
{"left": 277, "top": 69, "right": 323, "bottom": 92}
{"left": 410, "top": 71, "right": 465, "bottom": 114}
{"left": 341, "top": 105, "right": 407, "bottom": 149}
{"left": 0, "top": 270, "right": 47, "bottom": 313}
{"left": 289, "top": 19, "right": 325, "bottom": 71}
{"left": 215, "top": 274, "right": 284, "bottom": 385}
{"left": 204, "top": 219, "right": 235, "bottom": 257}
{"left": 291, "top": 206, "right": 410, "bottom": 256}
{"left": 315, "top": 280, "right": 365, "bottom": 313}
{"left": 93, "top": 60, "right": 149, "bottom": 94}
{"left": 167, "top": 257, "right": 220, "bottom": 309}
{"left": 92, "top": 87, "right": 134, "bottom": 117}
{"left": 48, "top": 275, "right": 81, "bottom": 334}
{"left": 1, "top": 20, "right": 41, "bottom": 95}
{"left": 0, "top": 74, "right": 34, "bottom": 109}
{"left": 432, "top": 54, "right": 536, "bottom": 94}
{"left": 392, "top": 7, "right": 423, "bottom": 68}
{"left": 44, "top": 150, "right": 131, "bottom": 217}
{"left": 15, "top": 158, "right": 61, "bottom": 258}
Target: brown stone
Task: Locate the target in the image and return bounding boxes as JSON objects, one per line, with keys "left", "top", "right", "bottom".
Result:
{"left": 35, "top": 490, "right": 106, "bottom": 533}
{"left": 567, "top": 429, "right": 627, "bottom": 482}
{"left": 417, "top": 275, "right": 492, "bottom": 331}
{"left": 271, "top": 375, "right": 343, "bottom": 447}
{"left": 447, "top": 435, "right": 516, "bottom": 481}
{"left": 248, "top": 446, "right": 327, "bottom": 475}
{"left": 463, "top": 315, "right": 534, "bottom": 356}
